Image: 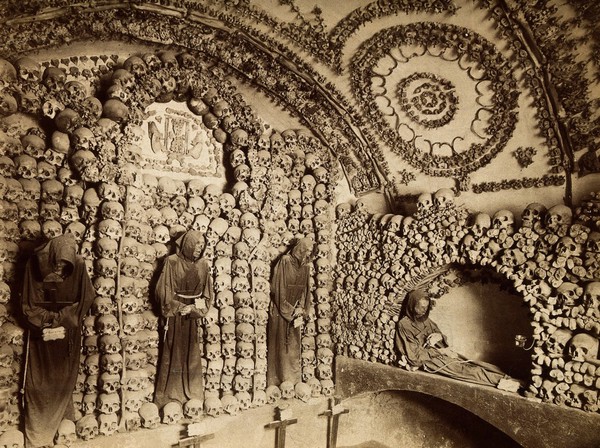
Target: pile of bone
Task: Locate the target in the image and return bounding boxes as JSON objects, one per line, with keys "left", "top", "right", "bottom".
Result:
{"left": 0, "top": 57, "right": 104, "bottom": 435}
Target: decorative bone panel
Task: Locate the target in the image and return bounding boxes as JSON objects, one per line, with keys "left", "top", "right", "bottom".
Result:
{"left": 0, "top": 51, "right": 337, "bottom": 441}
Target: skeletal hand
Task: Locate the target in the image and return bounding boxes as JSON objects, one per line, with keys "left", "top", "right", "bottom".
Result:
{"left": 426, "top": 332, "right": 444, "bottom": 348}
{"left": 180, "top": 305, "right": 194, "bottom": 316}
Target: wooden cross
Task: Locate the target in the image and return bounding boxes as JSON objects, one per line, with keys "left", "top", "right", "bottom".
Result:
{"left": 319, "top": 397, "right": 349, "bottom": 448}
{"left": 265, "top": 406, "right": 298, "bottom": 448}
{"left": 176, "top": 433, "right": 214, "bottom": 448}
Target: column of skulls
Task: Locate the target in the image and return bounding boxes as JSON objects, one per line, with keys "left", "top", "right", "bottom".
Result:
{"left": 253, "top": 129, "right": 337, "bottom": 402}
{"left": 118, "top": 161, "right": 160, "bottom": 432}
{"left": 0, "top": 61, "right": 30, "bottom": 439}
{"left": 0, "top": 55, "right": 110, "bottom": 442}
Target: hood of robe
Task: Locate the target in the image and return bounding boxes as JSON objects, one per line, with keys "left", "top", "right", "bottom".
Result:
{"left": 290, "top": 237, "right": 314, "bottom": 266}
{"left": 41, "top": 234, "right": 77, "bottom": 282}
{"left": 403, "top": 289, "right": 431, "bottom": 322}
{"left": 176, "top": 230, "right": 205, "bottom": 262}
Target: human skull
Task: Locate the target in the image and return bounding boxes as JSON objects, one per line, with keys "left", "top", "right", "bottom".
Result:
{"left": 547, "top": 328, "right": 573, "bottom": 355}
{"left": 280, "top": 381, "right": 295, "bottom": 399}
{"left": 492, "top": 209, "right": 515, "bottom": 231}
{"left": 75, "top": 415, "right": 99, "bottom": 441}
{"left": 557, "top": 282, "right": 582, "bottom": 307}
{"left": 96, "top": 314, "right": 119, "bottom": 336}
{"left": 266, "top": 385, "right": 281, "bottom": 404}
{"left": 472, "top": 213, "right": 491, "bottom": 237}
{"left": 161, "top": 401, "right": 183, "bottom": 424}
{"left": 204, "top": 396, "right": 222, "bottom": 417}
{"left": 139, "top": 402, "right": 160, "bottom": 429}
{"left": 567, "top": 333, "right": 599, "bottom": 362}
{"left": 98, "top": 413, "right": 118, "bottom": 436}
{"left": 545, "top": 205, "right": 572, "bottom": 232}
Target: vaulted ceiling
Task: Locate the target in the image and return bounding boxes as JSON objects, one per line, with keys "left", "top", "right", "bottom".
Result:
{"left": 1, "top": 0, "right": 599, "bottom": 211}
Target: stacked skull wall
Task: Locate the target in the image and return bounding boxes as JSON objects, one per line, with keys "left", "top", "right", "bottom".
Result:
{"left": 333, "top": 189, "right": 600, "bottom": 412}
{"left": 0, "top": 51, "right": 337, "bottom": 441}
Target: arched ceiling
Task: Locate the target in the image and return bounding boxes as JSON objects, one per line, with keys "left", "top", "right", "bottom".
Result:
{"left": 1, "top": 0, "right": 599, "bottom": 210}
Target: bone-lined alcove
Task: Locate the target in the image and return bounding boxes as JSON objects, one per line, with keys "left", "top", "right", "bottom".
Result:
{"left": 333, "top": 191, "right": 600, "bottom": 412}
{"left": 1, "top": 0, "right": 600, "bottom": 446}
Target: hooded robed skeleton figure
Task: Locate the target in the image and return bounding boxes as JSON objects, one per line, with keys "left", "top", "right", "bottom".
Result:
{"left": 154, "top": 230, "right": 213, "bottom": 409}
{"left": 267, "top": 237, "right": 314, "bottom": 386}
{"left": 21, "top": 234, "right": 95, "bottom": 448}
{"left": 395, "top": 290, "right": 522, "bottom": 391}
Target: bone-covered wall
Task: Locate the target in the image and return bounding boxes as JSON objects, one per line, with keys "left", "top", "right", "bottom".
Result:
{"left": 0, "top": 48, "right": 337, "bottom": 440}
{"left": 1, "top": 0, "right": 600, "bottom": 444}
{"left": 333, "top": 192, "right": 600, "bottom": 412}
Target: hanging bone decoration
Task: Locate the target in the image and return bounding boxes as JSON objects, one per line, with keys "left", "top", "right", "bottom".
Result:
{"left": 333, "top": 189, "right": 600, "bottom": 412}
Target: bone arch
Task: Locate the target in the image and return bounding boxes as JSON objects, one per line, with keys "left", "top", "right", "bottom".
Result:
{"left": 333, "top": 191, "right": 600, "bottom": 412}
{"left": 0, "top": 7, "right": 380, "bottom": 195}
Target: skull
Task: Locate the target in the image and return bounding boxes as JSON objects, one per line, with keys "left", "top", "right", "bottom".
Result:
{"left": 76, "top": 415, "right": 99, "bottom": 441}
{"left": 472, "top": 213, "right": 491, "bottom": 237}
{"left": 547, "top": 328, "right": 573, "bottom": 355}
{"left": 236, "top": 341, "right": 254, "bottom": 359}
{"left": 492, "top": 209, "right": 515, "bottom": 231}
{"left": 0, "top": 91, "right": 17, "bottom": 117}
{"left": 280, "top": 381, "right": 295, "bottom": 399}
{"left": 139, "top": 402, "right": 160, "bottom": 429}
{"left": 567, "top": 333, "right": 599, "bottom": 362}
{"left": 557, "top": 282, "right": 582, "bottom": 307}
{"left": 19, "top": 178, "right": 41, "bottom": 201}
{"left": 55, "top": 419, "right": 77, "bottom": 446}
{"left": 546, "top": 205, "right": 572, "bottom": 232}
{"left": 556, "top": 236, "right": 581, "bottom": 258}
{"left": 432, "top": 188, "right": 454, "bottom": 207}
{"left": 95, "top": 258, "right": 118, "bottom": 278}
{"left": 236, "top": 357, "right": 254, "bottom": 378}
{"left": 294, "top": 382, "right": 312, "bottom": 402}
{"left": 94, "top": 276, "right": 116, "bottom": 297}
{"left": 221, "top": 394, "right": 240, "bottom": 416}
{"left": 101, "top": 353, "right": 123, "bottom": 375}
{"left": 266, "top": 385, "right": 281, "bottom": 404}
{"left": 15, "top": 155, "right": 37, "bottom": 179}
{"left": 161, "top": 401, "right": 183, "bottom": 424}
{"left": 321, "top": 379, "right": 334, "bottom": 397}
{"left": 183, "top": 398, "right": 204, "bottom": 421}
{"left": 98, "top": 334, "right": 122, "bottom": 355}
{"left": 93, "top": 296, "right": 115, "bottom": 315}
{"left": 96, "top": 314, "right": 119, "bottom": 336}
{"left": 98, "top": 413, "right": 118, "bottom": 436}
{"left": 416, "top": 192, "right": 433, "bottom": 213}
{"left": 204, "top": 396, "right": 222, "bottom": 417}
{"left": 42, "top": 65, "right": 66, "bottom": 90}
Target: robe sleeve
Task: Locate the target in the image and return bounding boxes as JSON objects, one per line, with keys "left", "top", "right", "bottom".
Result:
{"left": 302, "top": 267, "right": 313, "bottom": 316}
{"left": 395, "top": 318, "right": 441, "bottom": 368}
{"left": 189, "top": 259, "right": 214, "bottom": 319}
{"left": 270, "top": 256, "right": 296, "bottom": 322}
{"left": 56, "top": 258, "right": 95, "bottom": 329}
{"left": 430, "top": 320, "right": 449, "bottom": 348}
{"left": 21, "top": 259, "right": 59, "bottom": 330}
{"left": 155, "top": 256, "right": 186, "bottom": 318}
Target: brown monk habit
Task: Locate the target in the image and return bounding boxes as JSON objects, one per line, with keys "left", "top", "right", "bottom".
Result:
{"left": 267, "top": 238, "right": 313, "bottom": 386}
{"left": 154, "top": 231, "right": 213, "bottom": 409}
{"left": 21, "top": 234, "right": 94, "bottom": 448}
{"left": 395, "top": 290, "right": 506, "bottom": 388}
